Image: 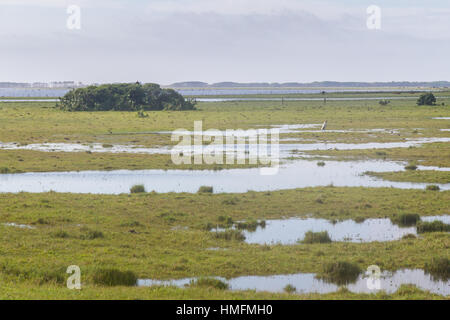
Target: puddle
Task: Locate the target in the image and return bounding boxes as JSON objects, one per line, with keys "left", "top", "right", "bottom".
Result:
{"left": 0, "top": 142, "right": 170, "bottom": 155}
{"left": 1, "top": 136, "right": 449, "bottom": 156}
{"left": 3, "top": 222, "right": 35, "bottom": 229}
{"left": 239, "top": 216, "right": 449, "bottom": 244}
{"left": 433, "top": 117, "right": 450, "bottom": 120}
{"left": 0, "top": 159, "right": 449, "bottom": 194}
{"left": 137, "top": 269, "right": 449, "bottom": 295}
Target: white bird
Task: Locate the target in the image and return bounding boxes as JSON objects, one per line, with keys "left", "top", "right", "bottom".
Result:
{"left": 321, "top": 120, "right": 327, "bottom": 131}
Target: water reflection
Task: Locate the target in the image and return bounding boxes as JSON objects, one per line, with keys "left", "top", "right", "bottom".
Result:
{"left": 137, "top": 269, "right": 449, "bottom": 295}
{"left": 1, "top": 160, "right": 449, "bottom": 194}
{"left": 241, "top": 216, "right": 450, "bottom": 244}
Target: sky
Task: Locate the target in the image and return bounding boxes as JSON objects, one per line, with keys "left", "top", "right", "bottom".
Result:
{"left": 0, "top": 0, "right": 449, "bottom": 84}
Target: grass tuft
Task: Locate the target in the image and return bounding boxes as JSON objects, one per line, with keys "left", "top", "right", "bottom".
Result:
{"left": 391, "top": 213, "right": 421, "bottom": 226}
{"left": 317, "top": 261, "right": 362, "bottom": 285}
{"left": 92, "top": 269, "right": 137, "bottom": 286}
{"left": 425, "top": 185, "right": 440, "bottom": 191}
{"left": 212, "top": 229, "right": 246, "bottom": 241}
{"left": 424, "top": 258, "right": 450, "bottom": 281}
{"left": 130, "top": 184, "right": 146, "bottom": 193}
{"left": 190, "top": 278, "right": 229, "bottom": 290}
{"left": 301, "top": 231, "right": 332, "bottom": 244}
{"left": 416, "top": 221, "right": 450, "bottom": 233}
{"left": 198, "top": 186, "right": 214, "bottom": 194}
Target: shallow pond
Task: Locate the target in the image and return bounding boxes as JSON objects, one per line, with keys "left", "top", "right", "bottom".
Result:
{"left": 1, "top": 137, "right": 449, "bottom": 156}
{"left": 239, "top": 216, "right": 450, "bottom": 244}
{"left": 1, "top": 159, "right": 449, "bottom": 194}
{"left": 137, "top": 269, "right": 449, "bottom": 295}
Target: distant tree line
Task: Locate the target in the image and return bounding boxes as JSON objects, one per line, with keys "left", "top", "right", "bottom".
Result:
{"left": 57, "top": 83, "right": 196, "bottom": 111}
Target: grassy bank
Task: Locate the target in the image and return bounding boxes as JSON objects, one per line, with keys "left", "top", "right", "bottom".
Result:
{"left": 366, "top": 170, "right": 450, "bottom": 184}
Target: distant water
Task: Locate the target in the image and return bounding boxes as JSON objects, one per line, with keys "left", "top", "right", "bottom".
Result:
{"left": 0, "top": 88, "right": 70, "bottom": 97}
{"left": 0, "top": 87, "right": 433, "bottom": 98}
{"left": 176, "top": 88, "right": 426, "bottom": 96}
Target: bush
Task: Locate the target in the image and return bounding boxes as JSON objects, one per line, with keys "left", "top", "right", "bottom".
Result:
{"left": 190, "top": 278, "right": 229, "bottom": 290}
{"left": 213, "top": 230, "right": 246, "bottom": 241}
{"left": 317, "top": 261, "right": 362, "bottom": 285}
{"left": 58, "top": 83, "right": 196, "bottom": 112}
{"left": 391, "top": 213, "right": 421, "bottom": 226}
{"left": 198, "top": 186, "right": 213, "bottom": 194}
{"left": 424, "top": 258, "right": 450, "bottom": 281}
{"left": 426, "top": 185, "right": 440, "bottom": 191}
{"left": 317, "top": 161, "right": 326, "bottom": 167}
{"left": 417, "top": 93, "right": 436, "bottom": 106}
{"left": 301, "top": 231, "right": 332, "bottom": 244}
{"left": 379, "top": 100, "right": 390, "bottom": 106}
{"left": 93, "top": 269, "right": 137, "bottom": 286}
{"left": 416, "top": 221, "right": 450, "bottom": 233}
{"left": 130, "top": 184, "right": 146, "bottom": 193}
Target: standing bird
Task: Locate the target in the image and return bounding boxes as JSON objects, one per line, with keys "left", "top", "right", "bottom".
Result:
{"left": 321, "top": 120, "right": 328, "bottom": 131}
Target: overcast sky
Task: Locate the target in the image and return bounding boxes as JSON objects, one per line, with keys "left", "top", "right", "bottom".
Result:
{"left": 1, "top": 0, "right": 449, "bottom": 84}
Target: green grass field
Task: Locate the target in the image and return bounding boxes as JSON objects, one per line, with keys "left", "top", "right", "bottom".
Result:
{"left": 0, "top": 93, "right": 449, "bottom": 299}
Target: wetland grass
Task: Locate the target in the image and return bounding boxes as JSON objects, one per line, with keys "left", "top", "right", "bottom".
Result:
{"left": 93, "top": 269, "right": 137, "bottom": 287}
{"left": 317, "top": 261, "right": 362, "bottom": 286}
{"left": 130, "top": 184, "right": 146, "bottom": 194}
{"left": 301, "top": 231, "right": 332, "bottom": 244}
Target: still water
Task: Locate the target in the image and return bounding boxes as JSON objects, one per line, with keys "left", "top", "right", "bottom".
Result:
{"left": 138, "top": 269, "right": 449, "bottom": 295}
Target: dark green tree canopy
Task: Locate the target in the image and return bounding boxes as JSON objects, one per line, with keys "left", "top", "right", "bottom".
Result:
{"left": 58, "top": 83, "right": 196, "bottom": 111}
{"left": 417, "top": 93, "right": 436, "bottom": 106}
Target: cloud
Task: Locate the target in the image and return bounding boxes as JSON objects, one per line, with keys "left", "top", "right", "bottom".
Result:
{"left": 0, "top": 0, "right": 449, "bottom": 83}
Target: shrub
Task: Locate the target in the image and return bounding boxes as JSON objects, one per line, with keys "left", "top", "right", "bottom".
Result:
{"left": 301, "top": 231, "right": 332, "bottom": 244}
{"left": 213, "top": 230, "right": 246, "bottom": 241}
{"left": 317, "top": 261, "right": 362, "bottom": 285}
{"left": 424, "top": 258, "right": 450, "bottom": 281}
{"left": 93, "top": 269, "right": 137, "bottom": 286}
{"left": 58, "top": 83, "right": 196, "bottom": 112}
{"left": 317, "top": 161, "right": 326, "bottom": 167}
{"left": 198, "top": 186, "right": 213, "bottom": 194}
{"left": 416, "top": 221, "right": 450, "bottom": 233}
{"left": 130, "top": 184, "right": 146, "bottom": 193}
{"left": 391, "top": 213, "right": 421, "bottom": 226}
{"left": 426, "top": 185, "right": 440, "bottom": 191}
{"left": 402, "top": 234, "right": 417, "bottom": 240}
{"left": 379, "top": 100, "right": 390, "bottom": 106}
{"left": 190, "top": 278, "right": 229, "bottom": 290}
{"left": 417, "top": 93, "right": 436, "bottom": 106}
